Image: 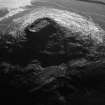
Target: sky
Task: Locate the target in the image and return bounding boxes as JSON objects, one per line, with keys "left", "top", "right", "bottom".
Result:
{"left": 0, "top": 0, "right": 32, "bottom": 9}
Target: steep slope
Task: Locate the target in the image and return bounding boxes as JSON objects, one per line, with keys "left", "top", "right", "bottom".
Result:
{"left": 0, "top": 4, "right": 105, "bottom": 105}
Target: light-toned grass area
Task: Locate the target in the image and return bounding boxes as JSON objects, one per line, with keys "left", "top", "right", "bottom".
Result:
{"left": 48, "top": 0, "right": 105, "bottom": 29}
{"left": 0, "top": 0, "right": 105, "bottom": 31}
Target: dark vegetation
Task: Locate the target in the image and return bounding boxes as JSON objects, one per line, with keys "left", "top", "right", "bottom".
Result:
{"left": 0, "top": 8, "right": 9, "bottom": 17}
{"left": 0, "top": 17, "right": 105, "bottom": 105}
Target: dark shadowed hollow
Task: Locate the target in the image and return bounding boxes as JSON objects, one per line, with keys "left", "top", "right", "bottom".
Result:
{"left": 1, "top": 17, "right": 88, "bottom": 67}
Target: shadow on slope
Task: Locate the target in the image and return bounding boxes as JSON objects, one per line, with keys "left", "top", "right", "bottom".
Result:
{"left": 76, "top": 0, "right": 105, "bottom": 5}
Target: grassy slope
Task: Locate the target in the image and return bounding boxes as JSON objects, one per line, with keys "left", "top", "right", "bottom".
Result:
{"left": 0, "top": 0, "right": 105, "bottom": 32}
{"left": 50, "top": 0, "right": 105, "bottom": 29}
{"left": 31, "top": 0, "right": 105, "bottom": 29}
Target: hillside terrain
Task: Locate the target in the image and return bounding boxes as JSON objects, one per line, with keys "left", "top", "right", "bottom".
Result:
{"left": 0, "top": 0, "right": 105, "bottom": 105}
